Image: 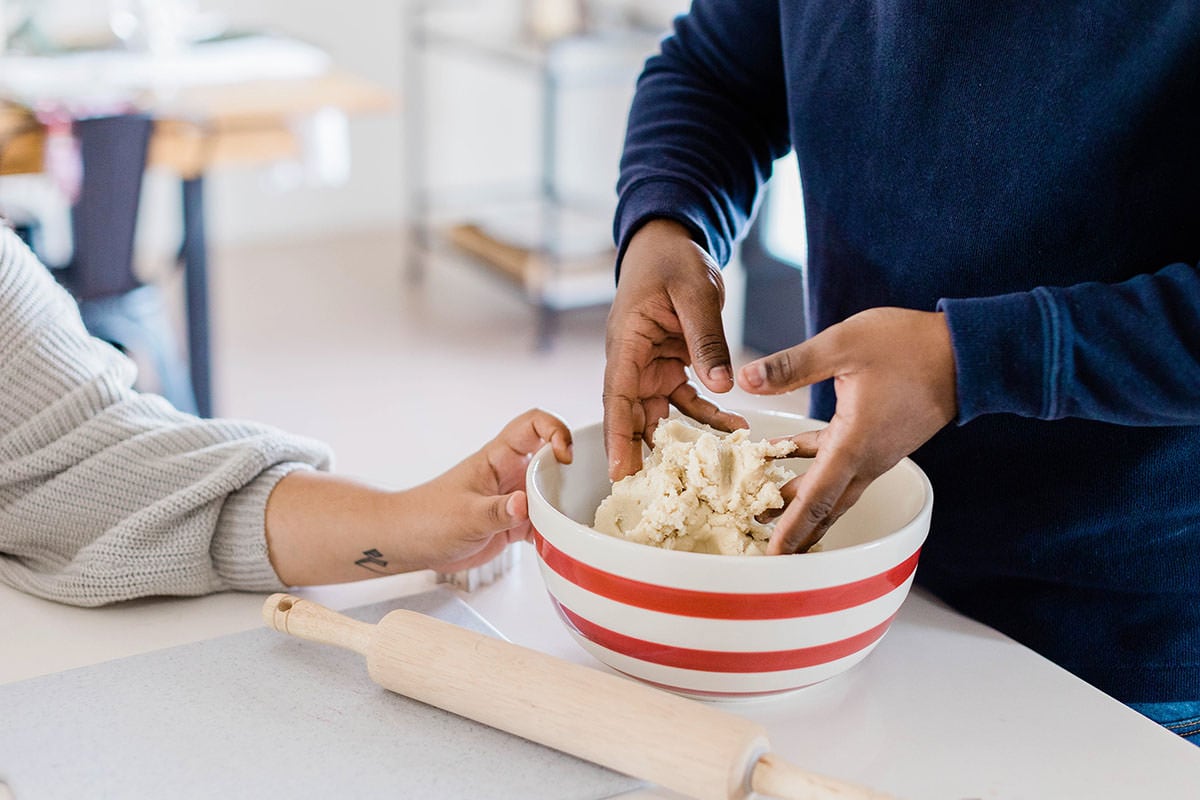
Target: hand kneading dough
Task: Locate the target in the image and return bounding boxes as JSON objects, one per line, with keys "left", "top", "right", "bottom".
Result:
{"left": 593, "top": 417, "right": 797, "bottom": 555}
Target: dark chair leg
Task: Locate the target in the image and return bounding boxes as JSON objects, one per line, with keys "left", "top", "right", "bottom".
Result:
{"left": 180, "top": 175, "right": 212, "bottom": 418}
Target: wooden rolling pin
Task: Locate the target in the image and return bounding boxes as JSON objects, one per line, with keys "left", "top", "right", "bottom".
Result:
{"left": 263, "top": 593, "right": 895, "bottom": 800}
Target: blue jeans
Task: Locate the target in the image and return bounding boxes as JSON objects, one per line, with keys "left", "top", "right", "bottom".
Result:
{"left": 1128, "top": 701, "right": 1200, "bottom": 746}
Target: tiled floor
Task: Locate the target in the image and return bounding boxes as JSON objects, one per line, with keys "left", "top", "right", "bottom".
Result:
{"left": 206, "top": 229, "right": 808, "bottom": 489}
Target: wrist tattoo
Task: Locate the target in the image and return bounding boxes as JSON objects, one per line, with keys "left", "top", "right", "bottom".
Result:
{"left": 355, "top": 548, "right": 390, "bottom": 575}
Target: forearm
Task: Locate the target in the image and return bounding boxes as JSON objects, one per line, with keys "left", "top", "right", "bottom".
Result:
{"left": 263, "top": 470, "right": 434, "bottom": 586}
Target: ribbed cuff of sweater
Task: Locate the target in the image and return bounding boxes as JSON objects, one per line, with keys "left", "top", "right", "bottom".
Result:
{"left": 938, "top": 288, "right": 1058, "bottom": 423}
{"left": 211, "top": 462, "right": 315, "bottom": 591}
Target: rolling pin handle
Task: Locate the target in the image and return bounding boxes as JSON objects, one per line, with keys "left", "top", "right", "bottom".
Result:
{"left": 263, "top": 592, "right": 297, "bottom": 631}
{"left": 262, "top": 593, "right": 374, "bottom": 656}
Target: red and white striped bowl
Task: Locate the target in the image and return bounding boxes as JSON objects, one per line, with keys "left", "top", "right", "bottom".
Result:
{"left": 526, "top": 410, "right": 933, "bottom": 699}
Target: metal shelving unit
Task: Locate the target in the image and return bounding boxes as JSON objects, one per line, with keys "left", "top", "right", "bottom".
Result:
{"left": 403, "top": 3, "right": 662, "bottom": 346}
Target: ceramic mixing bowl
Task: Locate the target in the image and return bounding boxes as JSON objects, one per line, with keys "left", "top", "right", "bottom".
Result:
{"left": 525, "top": 409, "right": 933, "bottom": 699}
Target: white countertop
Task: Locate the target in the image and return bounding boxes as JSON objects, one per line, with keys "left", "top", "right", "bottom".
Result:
{"left": 3, "top": 542, "right": 1198, "bottom": 798}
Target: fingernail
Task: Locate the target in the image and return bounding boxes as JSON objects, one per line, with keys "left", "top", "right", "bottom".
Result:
{"left": 742, "top": 363, "right": 765, "bottom": 389}
{"left": 708, "top": 365, "right": 731, "bottom": 384}
{"left": 506, "top": 495, "right": 519, "bottom": 518}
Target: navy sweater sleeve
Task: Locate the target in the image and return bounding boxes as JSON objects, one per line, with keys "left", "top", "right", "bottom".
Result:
{"left": 614, "top": 0, "right": 792, "bottom": 269}
{"left": 940, "top": 263, "right": 1200, "bottom": 427}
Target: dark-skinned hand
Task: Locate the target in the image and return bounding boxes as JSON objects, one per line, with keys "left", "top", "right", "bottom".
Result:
{"left": 739, "top": 307, "right": 958, "bottom": 554}
{"left": 603, "top": 219, "right": 748, "bottom": 481}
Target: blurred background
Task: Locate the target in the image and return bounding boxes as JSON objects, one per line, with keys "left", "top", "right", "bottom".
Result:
{"left": 0, "top": 0, "right": 808, "bottom": 490}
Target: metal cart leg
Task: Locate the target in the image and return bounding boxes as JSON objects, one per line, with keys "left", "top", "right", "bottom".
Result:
{"left": 404, "top": 3, "right": 429, "bottom": 286}
{"left": 537, "top": 56, "right": 561, "bottom": 350}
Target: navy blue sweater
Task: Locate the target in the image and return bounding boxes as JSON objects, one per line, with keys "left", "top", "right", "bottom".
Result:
{"left": 615, "top": 0, "right": 1200, "bottom": 703}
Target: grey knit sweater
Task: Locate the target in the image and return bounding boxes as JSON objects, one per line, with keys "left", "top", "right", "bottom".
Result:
{"left": 0, "top": 228, "right": 333, "bottom": 606}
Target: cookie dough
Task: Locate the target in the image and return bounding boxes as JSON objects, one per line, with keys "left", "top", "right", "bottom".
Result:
{"left": 593, "top": 417, "right": 798, "bottom": 555}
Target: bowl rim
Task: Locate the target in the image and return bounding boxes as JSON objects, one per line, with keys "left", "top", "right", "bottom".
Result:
{"left": 526, "top": 411, "right": 934, "bottom": 562}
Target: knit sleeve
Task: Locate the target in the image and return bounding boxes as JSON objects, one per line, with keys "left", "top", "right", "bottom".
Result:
{"left": 0, "top": 228, "right": 334, "bottom": 607}
{"left": 938, "top": 261, "right": 1200, "bottom": 426}
{"left": 614, "top": 0, "right": 792, "bottom": 271}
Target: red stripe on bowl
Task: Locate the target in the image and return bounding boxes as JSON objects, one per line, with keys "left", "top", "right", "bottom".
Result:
{"left": 534, "top": 531, "right": 919, "bottom": 619}
{"left": 556, "top": 602, "right": 896, "bottom": 673}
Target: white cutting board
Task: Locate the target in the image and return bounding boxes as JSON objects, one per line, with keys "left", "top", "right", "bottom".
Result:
{"left": 0, "top": 588, "right": 642, "bottom": 799}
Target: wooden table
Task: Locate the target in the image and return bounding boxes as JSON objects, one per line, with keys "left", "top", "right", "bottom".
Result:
{"left": 0, "top": 70, "right": 393, "bottom": 416}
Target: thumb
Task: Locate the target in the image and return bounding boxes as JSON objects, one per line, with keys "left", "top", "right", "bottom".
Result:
{"left": 674, "top": 265, "right": 733, "bottom": 392}
{"left": 475, "top": 490, "right": 527, "bottom": 535}
{"left": 737, "top": 327, "right": 841, "bottom": 395}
